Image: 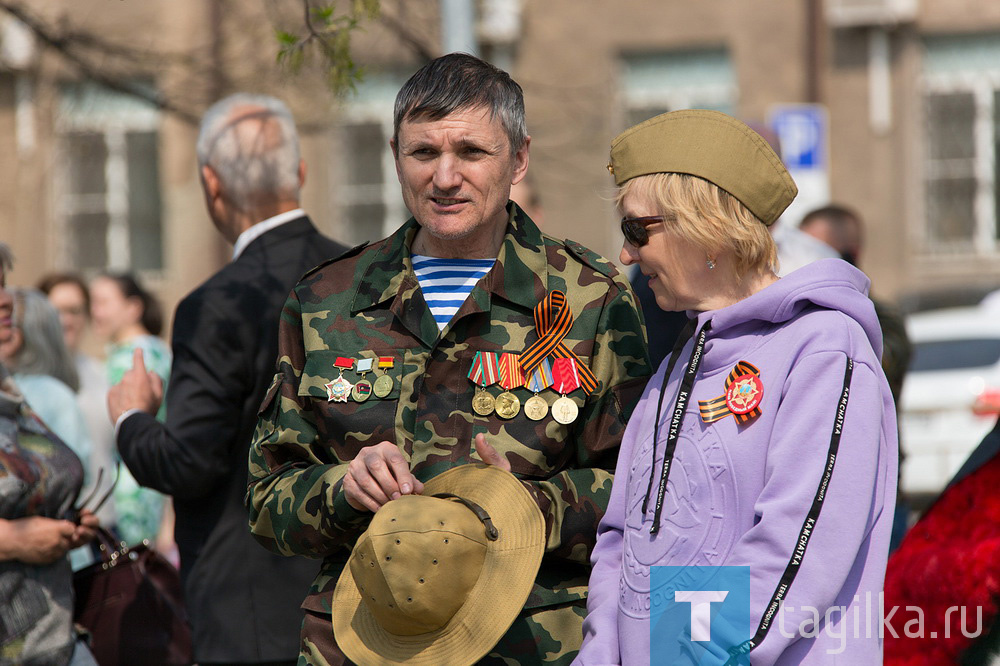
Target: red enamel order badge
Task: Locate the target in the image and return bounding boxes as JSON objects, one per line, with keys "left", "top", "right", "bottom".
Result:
{"left": 725, "top": 373, "right": 763, "bottom": 415}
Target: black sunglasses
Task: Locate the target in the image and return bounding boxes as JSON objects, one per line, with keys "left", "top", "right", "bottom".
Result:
{"left": 68, "top": 462, "right": 120, "bottom": 524}
{"left": 620, "top": 215, "right": 665, "bottom": 247}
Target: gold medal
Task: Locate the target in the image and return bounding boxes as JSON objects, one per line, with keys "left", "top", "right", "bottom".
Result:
{"left": 473, "top": 390, "right": 496, "bottom": 416}
{"left": 373, "top": 356, "right": 395, "bottom": 399}
{"left": 552, "top": 396, "right": 578, "bottom": 425}
{"left": 372, "top": 374, "right": 393, "bottom": 398}
{"left": 351, "top": 380, "right": 372, "bottom": 402}
{"left": 524, "top": 395, "right": 549, "bottom": 421}
{"left": 524, "top": 394, "right": 548, "bottom": 421}
{"left": 495, "top": 391, "right": 521, "bottom": 419}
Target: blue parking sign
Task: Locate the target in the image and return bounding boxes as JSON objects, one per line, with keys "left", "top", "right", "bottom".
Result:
{"left": 768, "top": 105, "right": 827, "bottom": 171}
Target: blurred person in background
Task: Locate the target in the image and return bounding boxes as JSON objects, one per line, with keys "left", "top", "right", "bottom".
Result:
{"left": 38, "top": 274, "right": 116, "bottom": 527}
{"left": 105, "top": 93, "right": 344, "bottom": 665}
{"left": 90, "top": 273, "right": 171, "bottom": 415}
{"left": 0, "top": 244, "right": 100, "bottom": 666}
{"left": 88, "top": 272, "right": 173, "bottom": 552}
{"left": 0, "top": 288, "right": 90, "bottom": 465}
{"left": 799, "top": 204, "right": 863, "bottom": 266}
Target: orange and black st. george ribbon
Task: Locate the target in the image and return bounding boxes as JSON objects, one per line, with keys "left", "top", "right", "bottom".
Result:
{"left": 698, "top": 360, "right": 763, "bottom": 424}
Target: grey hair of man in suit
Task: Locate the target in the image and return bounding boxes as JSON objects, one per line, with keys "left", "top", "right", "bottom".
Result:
{"left": 195, "top": 94, "right": 306, "bottom": 243}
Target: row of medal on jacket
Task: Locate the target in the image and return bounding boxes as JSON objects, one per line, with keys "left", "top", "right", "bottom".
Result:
{"left": 324, "top": 356, "right": 394, "bottom": 403}
{"left": 468, "top": 352, "right": 583, "bottom": 424}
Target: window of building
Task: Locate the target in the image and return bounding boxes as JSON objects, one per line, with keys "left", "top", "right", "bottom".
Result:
{"left": 336, "top": 72, "right": 408, "bottom": 245}
{"left": 922, "top": 34, "right": 1000, "bottom": 255}
{"left": 620, "top": 48, "right": 735, "bottom": 130}
{"left": 55, "top": 82, "right": 163, "bottom": 272}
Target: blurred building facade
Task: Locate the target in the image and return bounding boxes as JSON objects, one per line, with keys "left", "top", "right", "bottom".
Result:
{"left": 3, "top": 0, "right": 1000, "bottom": 328}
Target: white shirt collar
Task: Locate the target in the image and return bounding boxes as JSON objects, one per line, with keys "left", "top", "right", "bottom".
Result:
{"left": 231, "top": 208, "right": 306, "bottom": 261}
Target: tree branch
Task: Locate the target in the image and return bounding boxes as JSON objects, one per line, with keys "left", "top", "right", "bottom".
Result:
{"left": 0, "top": 1, "right": 202, "bottom": 124}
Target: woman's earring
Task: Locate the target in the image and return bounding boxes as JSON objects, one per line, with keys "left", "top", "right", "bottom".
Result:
{"left": 706, "top": 258, "right": 716, "bottom": 270}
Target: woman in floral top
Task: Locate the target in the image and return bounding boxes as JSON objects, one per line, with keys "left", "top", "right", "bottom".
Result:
{"left": 90, "top": 273, "right": 172, "bottom": 549}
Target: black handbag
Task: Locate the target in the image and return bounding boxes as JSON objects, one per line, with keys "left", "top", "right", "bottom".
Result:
{"left": 72, "top": 527, "right": 193, "bottom": 666}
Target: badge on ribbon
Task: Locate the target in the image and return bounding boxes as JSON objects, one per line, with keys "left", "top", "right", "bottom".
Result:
{"left": 468, "top": 351, "right": 500, "bottom": 416}
{"left": 519, "top": 290, "right": 598, "bottom": 396}
{"left": 496, "top": 352, "right": 524, "bottom": 419}
{"left": 326, "top": 357, "right": 355, "bottom": 403}
{"left": 373, "top": 357, "right": 394, "bottom": 398}
{"left": 551, "top": 357, "right": 581, "bottom": 424}
{"left": 352, "top": 357, "right": 374, "bottom": 402}
{"left": 524, "top": 358, "right": 553, "bottom": 421}
{"left": 698, "top": 361, "right": 764, "bottom": 424}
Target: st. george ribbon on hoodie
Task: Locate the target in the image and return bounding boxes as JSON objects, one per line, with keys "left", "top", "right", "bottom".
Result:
{"left": 578, "top": 258, "right": 898, "bottom": 665}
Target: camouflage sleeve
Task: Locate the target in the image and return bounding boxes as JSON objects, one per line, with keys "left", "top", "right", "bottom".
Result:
{"left": 246, "top": 288, "right": 370, "bottom": 558}
{"left": 525, "top": 280, "right": 651, "bottom": 565}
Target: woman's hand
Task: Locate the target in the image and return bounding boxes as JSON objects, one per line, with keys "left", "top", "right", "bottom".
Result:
{"left": 0, "top": 516, "right": 78, "bottom": 564}
{"left": 69, "top": 510, "right": 99, "bottom": 550}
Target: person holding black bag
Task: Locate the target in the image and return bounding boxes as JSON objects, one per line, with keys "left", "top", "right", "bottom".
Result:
{"left": 0, "top": 243, "right": 100, "bottom": 666}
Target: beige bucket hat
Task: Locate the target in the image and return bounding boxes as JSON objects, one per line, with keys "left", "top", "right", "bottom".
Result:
{"left": 332, "top": 464, "right": 546, "bottom": 666}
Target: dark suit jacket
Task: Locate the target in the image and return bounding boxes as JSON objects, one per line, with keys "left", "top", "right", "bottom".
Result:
{"left": 118, "top": 216, "right": 347, "bottom": 663}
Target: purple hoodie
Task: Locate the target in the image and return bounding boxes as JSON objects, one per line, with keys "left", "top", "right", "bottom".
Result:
{"left": 578, "top": 260, "right": 898, "bottom": 665}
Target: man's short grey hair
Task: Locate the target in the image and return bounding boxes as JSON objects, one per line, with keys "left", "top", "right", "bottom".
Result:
{"left": 196, "top": 94, "right": 302, "bottom": 207}
{"left": 393, "top": 53, "right": 527, "bottom": 154}
{"left": 6, "top": 287, "right": 80, "bottom": 392}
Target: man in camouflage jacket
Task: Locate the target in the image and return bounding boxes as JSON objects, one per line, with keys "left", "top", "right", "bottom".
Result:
{"left": 247, "top": 53, "right": 651, "bottom": 665}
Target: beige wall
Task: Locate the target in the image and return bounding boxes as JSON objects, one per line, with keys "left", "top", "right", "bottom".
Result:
{"left": 4, "top": 0, "right": 1000, "bottom": 325}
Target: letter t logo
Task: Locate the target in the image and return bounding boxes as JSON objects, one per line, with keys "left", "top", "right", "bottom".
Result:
{"left": 675, "top": 590, "right": 729, "bottom": 641}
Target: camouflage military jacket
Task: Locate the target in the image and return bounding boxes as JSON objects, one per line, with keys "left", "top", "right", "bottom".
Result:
{"left": 248, "top": 203, "right": 650, "bottom": 620}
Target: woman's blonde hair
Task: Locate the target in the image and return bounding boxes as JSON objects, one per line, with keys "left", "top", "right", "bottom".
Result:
{"left": 617, "top": 172, "right": 778, "bottom": 275}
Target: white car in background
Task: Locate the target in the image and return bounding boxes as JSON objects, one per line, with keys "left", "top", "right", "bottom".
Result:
{"left": 899, "top": 304, "right": 1000, "bottom": 498}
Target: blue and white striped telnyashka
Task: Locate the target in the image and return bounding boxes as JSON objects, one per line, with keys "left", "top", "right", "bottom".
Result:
{"left": 412, "top": 254, "right": 496, "bottom": 331}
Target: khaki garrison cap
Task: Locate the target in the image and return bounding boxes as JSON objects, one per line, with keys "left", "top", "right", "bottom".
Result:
{"left": 607, "top": 109, "right": 798, "bottom": 226}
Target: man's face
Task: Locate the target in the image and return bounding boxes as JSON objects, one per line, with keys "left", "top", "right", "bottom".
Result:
{"left": 392, "top": 106, "right": 529, "bottom": 250}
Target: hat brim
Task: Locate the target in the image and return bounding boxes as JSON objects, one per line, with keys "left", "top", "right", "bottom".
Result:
{"left": 333, "top": 465, "right": 546, "bottom": 665}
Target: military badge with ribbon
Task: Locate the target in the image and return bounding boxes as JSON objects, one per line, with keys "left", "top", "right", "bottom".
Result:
{"left": 352, "top": 358, "right": 374, "bottom": 402}
{"left": 698, "top": 361, "right": 764, "bottom": 424}
{"left": 551, "top": 357, "right": 582, "bottom": 424}
{"left": 523, "top": 358, "right": 553, "bottom": 421}
{"left": 496, "top": 352, "right": 524, "bottom": 419}
{"left": 373, "top": 356, "right": 394, "bottom": 398}
{"left": 326, "top": 357, "right": 355, "bottom": 403}
{"left": 468, "top": 351, "right": 500, "bottom": 416}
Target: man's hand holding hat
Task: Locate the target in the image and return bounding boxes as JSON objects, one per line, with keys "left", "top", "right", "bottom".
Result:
{"left": 344, "top": 435, "right": 509, "bottom": 512}
{"left": 343, "top": 442, "right": 425, "bottom": 512}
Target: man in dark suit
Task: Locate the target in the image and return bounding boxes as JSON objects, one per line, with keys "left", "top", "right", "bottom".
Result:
{"left": 107, "top": 94, "right": 347, "bottom": 665}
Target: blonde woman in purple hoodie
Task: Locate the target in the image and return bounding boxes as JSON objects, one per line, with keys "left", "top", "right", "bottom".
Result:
{"left": 578, "top": 111, "right": 897, "bottom": 665}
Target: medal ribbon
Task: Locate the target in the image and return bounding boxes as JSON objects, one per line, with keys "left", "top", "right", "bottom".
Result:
{"left": 519, "top": 290, "right": 598, "bottom": 394}
{"left": 334, "top": 357, "right": 354, "bottom": 370}
{"left": 468, "top": 351, "right": 500, "bottom": 387}
{"left": 498, "top": 353, "right": 525, "bottom": 390}
{"left": 526, "top": 358, "right": 553, "bottom": 393}
{"left": 551, "top": 357, "right": 581, "bottom": 395}
{"left": 356, "top": 358, "right": 374, "bottom": 374}
{"left": 378, "top": 357, "right": 394, "bottom": 369}
{"left": 698, "top": 361, "right": 763, "bottom": 424}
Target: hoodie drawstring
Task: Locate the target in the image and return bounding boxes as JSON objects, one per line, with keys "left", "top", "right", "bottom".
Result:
{"left": 643, "top": 319, "right": 711, "bottom": 534}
